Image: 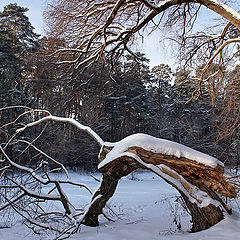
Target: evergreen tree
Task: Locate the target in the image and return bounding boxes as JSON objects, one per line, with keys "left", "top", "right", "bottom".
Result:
{"left": 104, "top": 53, "right": 154, "bottom": 140}
{"left": 147, "top": 64, "right": 174, "bottom": 138}
{"left": 0, "top": 3, "right": 40, "bottom": 155}
{"left": 0, "top": 4, "right": 39, "bottom": 111}
{"left": 170, "top": 69, "right": 219, "bottom": 157}
{"left": 173, "top": 69, "right": 197, "bottom": 102}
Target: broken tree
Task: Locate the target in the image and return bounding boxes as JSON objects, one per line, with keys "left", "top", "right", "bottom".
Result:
{"left": 10, "top": 114, "right": 239, "bottom": 233}
{"left": 85, "top": 133, "right": 237, "bottom": 232}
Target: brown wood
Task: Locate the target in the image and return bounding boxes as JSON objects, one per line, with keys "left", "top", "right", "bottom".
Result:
{"left": 84, "top": 145, "right": 237, "bottom": 232}
{"left": 127, "top": 147, "right": 236, "bottom": 199}
{"left": 83, "top": 157, "right": 138, "bottom": 226}
{"left": 181, "top": 192, "right": 224, "bottom": 232}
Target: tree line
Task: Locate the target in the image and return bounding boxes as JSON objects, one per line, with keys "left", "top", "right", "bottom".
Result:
{"left": 0, "top": 3, "right": 240, "bottom": 171}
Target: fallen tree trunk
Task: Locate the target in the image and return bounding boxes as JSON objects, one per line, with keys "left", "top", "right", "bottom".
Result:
{"left": 84, "top": 134, "right": 237, "bottom": 232}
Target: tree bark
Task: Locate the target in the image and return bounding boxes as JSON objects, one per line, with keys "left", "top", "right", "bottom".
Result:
{"left": 82, "top": 157, "right": 138, "bottom": 226}
{"left": 82, "top": 173, "right": 119, "bottom": 226}
{"left": 83, "top": 146, "right": 235, "bottom": 231}
{"left": 181, "top": 192, "right": 224, "bottom": 232}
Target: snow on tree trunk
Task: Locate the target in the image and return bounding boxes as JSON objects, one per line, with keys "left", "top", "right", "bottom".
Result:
{"left": 13, "top": 116, "right": 238, "bottom": 233}
{"left": 181, "top": 193, "right": 224, "bottom": 232}
{"left": 83, "top": 134, "right": 237, "bottom": 232}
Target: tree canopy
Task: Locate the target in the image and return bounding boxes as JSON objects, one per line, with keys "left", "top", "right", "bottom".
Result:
{"left": 0, "top": 4, "right": 40, "bottom": 124}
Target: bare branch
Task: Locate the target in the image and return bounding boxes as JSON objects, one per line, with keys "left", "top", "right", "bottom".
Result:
{"left": 16, "top": 115, "right": 104, "bottom": 147}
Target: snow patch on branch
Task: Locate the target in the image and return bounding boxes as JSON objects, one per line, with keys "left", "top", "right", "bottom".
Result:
{"left": 16, "top": 115, "right": 104, "bottom": 147}
{"left": 99, "top": 133, "right": 223, "bottom": 169}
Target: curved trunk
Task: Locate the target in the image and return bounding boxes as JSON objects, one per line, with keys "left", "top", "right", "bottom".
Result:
{"left": 82, "top": 158, "right": 138, "bottom": 226}
{"left": 181, "top": 192, "right": 224, "bottom": 232}
{"left": 83, "top": 147, "right": 234, "bottom": 231}
{"left": 154, "top": 0, "right": 240, "bottom": 31}
{"left": 197, "top": 0, "right": 240, "bottom": 31}
{"left": 82, "top": 173, "right": 119, "bottom": 226}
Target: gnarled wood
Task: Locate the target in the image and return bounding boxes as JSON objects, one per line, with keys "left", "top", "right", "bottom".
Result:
{"left": 181, "top": 192, "right": 224, "bottom": 232}
{"left": 127, "top": 147, "right": 236, "bottom": 199}
{"left": 83, "top": 157, "right": 138, "bottom": 226}
{"left": 84, "top": 145, "right": 237, "bottom": 232}
{"left": 19, "top": 114, "right": 236, "bottom": 232}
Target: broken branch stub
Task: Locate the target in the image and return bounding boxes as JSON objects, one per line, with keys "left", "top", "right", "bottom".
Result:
{"left": 127, "top": 147, "right": 236, "bottom": 199}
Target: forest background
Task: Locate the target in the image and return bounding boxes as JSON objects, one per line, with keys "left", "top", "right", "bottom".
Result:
{"left": 0, "top": 1, "right": 240, "bottom": 173}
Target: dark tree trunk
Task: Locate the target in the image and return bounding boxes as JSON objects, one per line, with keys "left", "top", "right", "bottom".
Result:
{"left": 181, "top": 192, "right": 224, "bottom": 232}
{"left": 82, "top": 157, "right": 138, "bottom": 226}
{"left": 82, "top": 173, "right": 119, "bottom": 226}
{"left": 83, "top": 147, "right": 234, "bottom": 232}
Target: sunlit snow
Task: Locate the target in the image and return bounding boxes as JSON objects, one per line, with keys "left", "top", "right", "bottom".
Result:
{"left": 0, "top": 171, "right": 239, "bottom": 240}
{"left": 100, "top": 133, "right": 222, "bottom": 169}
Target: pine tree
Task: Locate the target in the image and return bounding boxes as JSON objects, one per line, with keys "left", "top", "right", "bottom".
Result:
{"left": 104, "top": 53, "right": 154, "bottom": 140}
{"left": 0, "top": 3, "right": 40, "bottom": 110}
{"left": 147, "top": 64, "right": 174, "bottom": 138}
{"left": 0, "top": 3, "right": 40, "bottom": 146}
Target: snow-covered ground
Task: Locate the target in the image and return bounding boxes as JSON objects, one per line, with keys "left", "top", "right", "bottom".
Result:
{"left": 0, "top": 171, "right": 240, "bottom": 240}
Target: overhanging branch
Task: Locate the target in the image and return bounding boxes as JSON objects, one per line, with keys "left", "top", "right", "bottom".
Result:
{"left": 16, "top": 115, "right": 104, "bottom": 147}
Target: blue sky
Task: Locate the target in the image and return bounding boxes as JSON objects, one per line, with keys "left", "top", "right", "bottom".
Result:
{"left": 0, "top": 1, "right": 239, "bottom": 69}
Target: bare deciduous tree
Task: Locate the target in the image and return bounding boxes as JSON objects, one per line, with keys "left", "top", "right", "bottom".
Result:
{"left": 44, "top": 0, "right": 240, "bottom": 150}
{"left": 1, "top": 0, "right": 240, "bottom": 238}
{"left": 44, "top": 0, "right": 240, "bottom": 71}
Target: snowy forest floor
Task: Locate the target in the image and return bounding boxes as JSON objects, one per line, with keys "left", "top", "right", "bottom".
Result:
{"left": 0, "top": 171, "right": 240, "bottom": 240}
